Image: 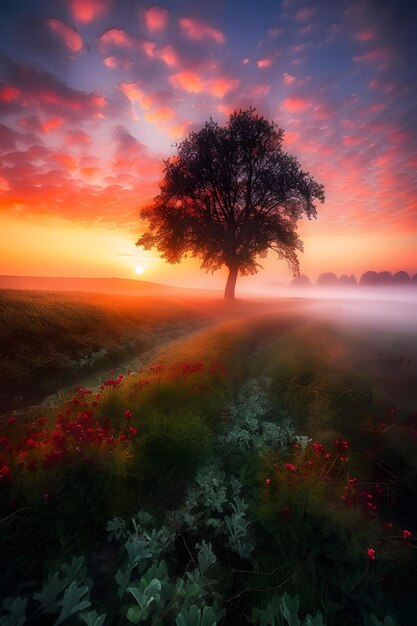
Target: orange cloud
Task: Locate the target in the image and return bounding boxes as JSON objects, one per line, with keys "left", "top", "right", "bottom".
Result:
{"left": 353, "top": 47, "right": 393, "bottom": 64}
{"left": 70, "top": 0, "right": 110, "bottom": 23}
{"left": 46, "top": 18, "right": 83, "bottom": 53}
{"left": 257, "top": 58, "right": 273, "bottom": 69}
{"left": 210, "top": 77, "right": 239, "bottom": 97}
{"left": 155, "top": 45, "right": 179, "bottom": 67}
{"left": 144, "top": 107, "right": 175, "bottom": 124}
{"left": 179, "top": 17, "right": 225, "bottom": 43}
{"left": 169, "top": 71, "right": 204, "bottom": 93}
{"left": 65, "top": 129, "right": 92, "bottom": 145}
{"left": 118, "top": 82, "right": 153, "bottom": 109}
{"left": 282, "top": 96, "right": 312, "bottom": 111}
{"left": 145, "top": 6, "right": 169, "bottom": 34}
{"left": 42, "top": 117, "right": 64, "bottom": 133}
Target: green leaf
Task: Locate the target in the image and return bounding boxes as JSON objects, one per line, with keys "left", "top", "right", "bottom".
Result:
{"left": 79, "top": 610, "right": 107, "bottom": 626}
{"left": 280, "top": 593, "right": 300, "bottom": 626}
{"left": 33, "top": 573, "right": 67, "bottom": 613}
{"left": 1, "top": 597, "right": 27, "bottom": 626}
{"left": 175, "top": 604, "right": 218, "bottom": 626}
{"left": 195, "top": 540, "right": 216, "bottom": 576}
{"left": 54, "top": 580, "right": 91, "bottom": 626}
{"left": 115, "top": 565, "right": 132, "bottom": 599}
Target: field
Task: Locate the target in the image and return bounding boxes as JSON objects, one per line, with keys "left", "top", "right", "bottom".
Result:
{"left": 1, "top": 288, "right": 416, "bottom": 625}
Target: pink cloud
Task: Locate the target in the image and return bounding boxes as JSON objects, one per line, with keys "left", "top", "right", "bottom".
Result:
{"left": 282, "top": 96, "right": 312, "bottom": 112}
{"left": 99, "top": 29, "right": 155, "bottom": 58}
{"left": 167, "top": 121, "right": 194, "bottom": 140}
{"left": 145, "top": 6, "right": 169, "bottom": 34}
{"left": 0, "top": 84, "right": 20, "bottom": 102}
{"left": 70, "top": 0, "right": 110, "bottom": 23}
{"left": 257, "top": 58, "right": 273, "bottom": 69}
{"left": 242, "top": 58, "right": 250, "bottom": 65}
{"left": 65, "top": 129, "right": 92, "bottom": 145}
{"left": 312, "top": 104, "right": 337, "bottom": 121}
{"left": 155, "top": 45, "right": 180, "bottom": 67}
{"left": 283, "top": 72, "right": 297, "bottom": 86}
{"left": 355, "top": 28, "right": 375, "bottom": 41}
{"left": 178, "top": 17, "right": 225, "bottom": 44}
{"left": 103, "top": 55, "right": 133, "bottom": 69}
{"left": 295, "top": 6, "right": 317, "bottom": 21}
{"left": 342, "top": 135, "right": 363, "bottom": 147}
{"left": 353, "top": 47, "right": 393, "bottom": 65}
{"left": 46, "top": 18, "right": 83, "bottom": 53}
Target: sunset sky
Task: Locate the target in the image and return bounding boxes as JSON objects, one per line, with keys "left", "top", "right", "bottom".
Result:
{"left": 0, "top": 0, "right": 416, "bottom": 290}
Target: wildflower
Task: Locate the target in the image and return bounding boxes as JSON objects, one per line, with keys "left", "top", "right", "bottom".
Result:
{"left": 383, "top": 522, "right": 393, "bottom": 530}
{"left": 339, "top": 456, "right": 349, "bottom": 462}
{"left": 0, "top": 465, "right": 11, "bottom": 481}
{"left": 348, "top": 478, "right": 358, "bottom": 487}
{"left": 265, "top": 478, "right": 271, "bottom": 486}
{"left": 124, "top": 409, "right": 133, "bottom": 419}
{"left": 312, "top": 441, "right": 323, "bottom": 455}
{"left": 7, "top": 416, "right": 16, "bottom": 425}
{"left": 128, "top": 426, "right": 137, "bottom": 435}
{"left": 402, "top": 529, "right": 412, "bottom": 539}
{"left": 367, "top": 548, "right": 376, "bottom": 562}
{"left": 285, "top": 462, "right": 295, "bottom": 473}
{"left": 334, "top": 439, "right": 349, "bottom": 452}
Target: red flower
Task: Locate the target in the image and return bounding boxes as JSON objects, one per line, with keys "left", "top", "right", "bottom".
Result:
{"left": 265, "top": 478, "right": 271, "bottom": 486}
{"left": 402, "top": 529, "right": 412, "bottom": 539}
{"left": 312, "top": 441, "right": 323, "bottom": 455}
{"left": 367, "top": 548, "right": 376, "bottom": 561}
{"left": 7, "top": 417, "right": 16, "bottom": 425}
{"left": 124, "top": 409, "right": 133, "bottom": 419}
{"left": 285, "top": 462, "right": 295, "bottom": 473}
{"left": 128, "top": 426, "right": 137, "bottom": 435}
{"left": 383, "top": 522, "right": 393, "bottom": 530}
{"left": 334, "top": 439, "right": 349, "bottom": 452}
{"left": 0, "top": 465, "right": 11, "bottom": 481}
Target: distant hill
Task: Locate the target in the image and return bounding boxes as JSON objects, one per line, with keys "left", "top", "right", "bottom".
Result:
{"left": 0, "top": 275, "right": 218, "bottom": 297}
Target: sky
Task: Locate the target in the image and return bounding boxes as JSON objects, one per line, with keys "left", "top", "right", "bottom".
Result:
{"left": 0, "top": 0, "right": 416, "bottom": 290}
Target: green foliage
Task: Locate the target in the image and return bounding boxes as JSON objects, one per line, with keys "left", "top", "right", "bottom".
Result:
{"left": 175, "top": 604, "right": 222, "bottom": 626}
{"left": 252, "top": 592, "right": 326, "bottom": 626}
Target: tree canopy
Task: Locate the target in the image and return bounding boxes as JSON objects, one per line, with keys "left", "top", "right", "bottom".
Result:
{"left": 137, "top": 108, "right": 325, "bottom": 298}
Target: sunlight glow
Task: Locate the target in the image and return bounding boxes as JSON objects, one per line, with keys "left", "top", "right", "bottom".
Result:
{"left": 135, "top": 265, "right": 145, "bottom": 275}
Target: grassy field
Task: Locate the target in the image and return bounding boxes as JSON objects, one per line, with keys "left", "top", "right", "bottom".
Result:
{"left": 0, "top": 289, "right": 416, "bottom": 625}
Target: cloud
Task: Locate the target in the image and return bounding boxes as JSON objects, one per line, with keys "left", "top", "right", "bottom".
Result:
{"left": 144, "top": 107, "right": 175, "bottom": 124}
{"left": 70, "top": 0, "right": 110, "bottom": 23}
{"left": 46, "top": 19, "right": 83, "bottom": 53}
{"left": 281, "top": 96, "right": 312, "bottom": 112}
{"left": 295, "top": 6, "right": 317, "bottom": 21}
{"left": 283, "top": 72, "right": 297, "bottom": 86}
{"left": 0, "top": 59, "right": 110, "bottom": 122}
{"left": 169, "top": 71, "right": 238, "bottom": 97}
{"left": 65, "top": 129, "right": 92, "bottom": 145}
{"left": 98, "top": 28, "right": 155, "bottom": 58}
{"left": 103, "top": 55, "right": 134, "bottom": 69}
{"left": 155, "top": 45, "right": 180, "bottom": 67}
{"left": 257, "top": 58, "right": 274, "bottom": 69}
{"left": 145, "top": 6, "right": 169, "bottom": 34}
{"left": 178, "top": 17, "right": 225, "bottom": 43}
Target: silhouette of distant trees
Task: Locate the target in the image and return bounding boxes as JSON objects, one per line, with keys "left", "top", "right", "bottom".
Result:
{"left": 339, "top": 274, "right": 357, "bottom": 286}
{"left": 316, "top": 272, "right": 339, "bottom": 286}
{"left": 359, "top": 270, "right": 412, "bottom": 286}
{"left": 392, "top": 271, "right": 410, "bottom": 285}
{"left": 291, "top": 274, "right": 311, "bottom": 287}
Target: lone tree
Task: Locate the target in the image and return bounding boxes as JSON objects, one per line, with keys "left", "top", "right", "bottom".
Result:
{"left": 137, "top": 108, "right": 325, "bottom": 299}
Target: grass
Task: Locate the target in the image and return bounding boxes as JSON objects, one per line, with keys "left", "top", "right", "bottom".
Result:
{"left": 1, "top": 291, "right": 416, "bottom": 624}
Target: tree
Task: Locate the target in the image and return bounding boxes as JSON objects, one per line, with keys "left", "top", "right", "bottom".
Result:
{"left": 137, "top": 108, "right": 325, "bottom": 299}
{"left": 316, "top": 272, "right": 339, "bottom": 286}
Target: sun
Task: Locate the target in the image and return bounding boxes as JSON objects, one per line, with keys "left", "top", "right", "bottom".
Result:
{"left": 134, "top": 265, "right": 145, "bottom": 275}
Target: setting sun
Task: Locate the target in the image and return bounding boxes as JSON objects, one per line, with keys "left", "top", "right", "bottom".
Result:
{"left": 135, "top": 266, "right": 145, "bottom": 275}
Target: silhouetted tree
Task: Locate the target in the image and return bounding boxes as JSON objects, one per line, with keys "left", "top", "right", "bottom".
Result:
{"left": 316, "top": 272, "right": 339, "bottom": 286}
{"left": 137, "top": 108, "right": 325, "bottom": 299}
{"left": 359, "top": 271, "right": 379, "bottom": 286}
{"left": 376, "top": 271, "right": 393, "bottom": 285}
{"left": 392, "top": 271, "right": 410, "bottom": 285}
{"left": 291, "top": 274, "right": 311, "bottom": 287}
{"left": 411, "top": 273, "right": 417, "bottom": 285}
{"left": 339, "top": 274, "right": 357, "bottom": 286}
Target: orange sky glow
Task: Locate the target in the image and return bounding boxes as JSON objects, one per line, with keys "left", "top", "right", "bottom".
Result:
{"left": 0, "top": 0, "right": 416, "bottom": 290}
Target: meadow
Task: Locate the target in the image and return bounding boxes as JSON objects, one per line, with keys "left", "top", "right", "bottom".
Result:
{"left": 0, "top": 288, "right": 416, "bottom": 625}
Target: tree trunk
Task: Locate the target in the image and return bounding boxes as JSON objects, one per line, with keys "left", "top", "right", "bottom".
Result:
{"left": 224, "top": 265, "right": 238, "bottom": 300}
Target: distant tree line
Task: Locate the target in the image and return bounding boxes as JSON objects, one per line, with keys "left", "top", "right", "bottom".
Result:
{"left": 291, "top": 271, "right": 417, "bottom": 287}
